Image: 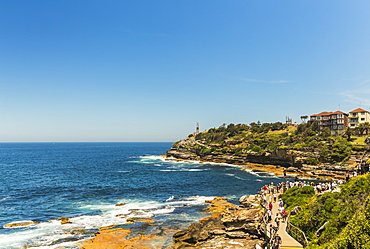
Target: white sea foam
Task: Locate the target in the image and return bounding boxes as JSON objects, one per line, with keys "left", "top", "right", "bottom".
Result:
{"left": 159, "top": 168, "right": 206, "bottom": 172}
{"left": 0, "top": 196, "right": 10, "bottom": 202}
{"left": 244, "top": 169, "right": 278, "bottom": 178}
{"left": 139, "top": 155, "right": 241, "bottom": 168}
{"left": 225, "top": 173, "right": 246, "bottom": 180}
{"left": 0, "top": 195, "right": 216, "bottom": 248}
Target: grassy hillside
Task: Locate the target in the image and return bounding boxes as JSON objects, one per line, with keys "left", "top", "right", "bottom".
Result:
{"left": 281, "top": 174, "right": 370, "bottom": 248}
{"left": 185, "top": 122, "right": 366, "bottom": 165}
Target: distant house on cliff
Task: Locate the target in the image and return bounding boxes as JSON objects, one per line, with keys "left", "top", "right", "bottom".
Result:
{"left": 309, "top": 110, "right": 349, "bottom": 135}
{"left": 348, "top": 108, "right": 370, "bottom": 128}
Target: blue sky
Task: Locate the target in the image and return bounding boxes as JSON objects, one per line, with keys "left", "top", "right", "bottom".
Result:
{"left": 1, "top": 0, "right": 370, "bottom": 142}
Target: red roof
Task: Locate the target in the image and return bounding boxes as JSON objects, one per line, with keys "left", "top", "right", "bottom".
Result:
{"left": 349, "top": 108, "right": 368, "bottom": 113}
{"left": 331, "top": 110, "right": 345, "bottom": 114}
{"left": 310, "top": 110, "right": 346, "bottom": 117}
{"left": 311, "top": 111, "right": 331, "bottom": 117}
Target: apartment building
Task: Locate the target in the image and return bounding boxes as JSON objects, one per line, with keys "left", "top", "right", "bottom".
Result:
{"left": 309, "top": 111, "right": 349, "bottom": 135}
{"left": 348, "top": 108, "right": 370, "bottom": 128}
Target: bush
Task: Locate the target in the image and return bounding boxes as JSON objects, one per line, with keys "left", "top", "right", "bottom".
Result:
{"left": 304, "top": 157, "right": 320, "bottom": 165}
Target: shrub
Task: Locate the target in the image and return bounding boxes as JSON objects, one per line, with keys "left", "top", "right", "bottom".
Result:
{"left": 304, "top": 157, "right": 320, "bottom": 165}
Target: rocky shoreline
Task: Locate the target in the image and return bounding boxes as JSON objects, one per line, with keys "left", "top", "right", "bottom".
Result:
{"left": 173, "top": 196, "right": 265, "bottom": 249}
{"left": 166, "top": 137, "right": 359, "bottom": 180}
{"left": 70, "top": 196, "right": 266, "bottom": 249}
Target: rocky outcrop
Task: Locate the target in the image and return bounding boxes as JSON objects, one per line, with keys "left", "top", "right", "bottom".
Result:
{"left": 173, "top": 197, "right": 266, "bottom": 249}
{"left": 3, "top": 220, "right": 39, "bottom": 228}
{"left": 167, "top": 138, "right": 309, "bottom": 167}
{"left": 166, "top": 137, "right": 357, "bottom": 179}
{"left": 59, "top": 217, "right": 72, "bottom": 224}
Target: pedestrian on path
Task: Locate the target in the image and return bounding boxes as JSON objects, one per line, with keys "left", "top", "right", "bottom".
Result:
{"left": 273, "top": 234, "right": 282, "bottom": 249}
{"left": 268, "top": 209, "right": 272, "bottom": 222}
{"left": 275, "top": 214, "right": 280, "bottom": 228}
{"left": 282, "top": 210, "right": 287, "bottom": 223}
{"left": 269, "top": 224, "right": 274, "bottom": 238}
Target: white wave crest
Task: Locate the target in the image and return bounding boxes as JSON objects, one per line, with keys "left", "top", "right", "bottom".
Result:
{"left": 0, "top": 196, "right": 10, "bottom": 202}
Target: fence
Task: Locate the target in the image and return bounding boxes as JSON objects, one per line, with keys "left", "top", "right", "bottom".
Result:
{"left": 286, "top": 212, "right": 309, "bottom": 248}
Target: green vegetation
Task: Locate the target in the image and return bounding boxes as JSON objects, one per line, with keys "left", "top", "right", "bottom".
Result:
{"left": 189, "top": 121, "right": 359, "bottom": 164}
{"left": 281, "top": 174, "right": 370, "bottom": 248}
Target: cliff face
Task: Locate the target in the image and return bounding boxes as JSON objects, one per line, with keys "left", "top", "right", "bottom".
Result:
{"left": 166, "top": 137, "right": 309, "bottom": 167}
{"left": 166, "top": 137, "right": 354, "bottom": 179}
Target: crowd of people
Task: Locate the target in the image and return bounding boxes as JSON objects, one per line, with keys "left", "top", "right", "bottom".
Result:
{"left": 259, "top": 178, "right": 345, "bottom": 249}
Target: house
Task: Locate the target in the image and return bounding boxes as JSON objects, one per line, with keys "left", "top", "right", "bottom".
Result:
{"left": 348, "top": 108, "right": 370, "bottom": 128}
{"left": 309, "top": 111, "right": 349, "bottom": 135}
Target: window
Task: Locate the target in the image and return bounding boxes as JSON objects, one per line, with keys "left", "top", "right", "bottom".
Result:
{"left": 361, "top": 118, "right": 365, "bottom": 121}
{"left": 317, "top": 116, "right": 320, "bottom": 120}
{"left": 361, "top": 112, "right": 365, "bottom": 115}
{"left": 351, "top": 124, "right": 356, "bottom": 127}
{"left": 338, "top": 114, "right": 343, "bottom": 118}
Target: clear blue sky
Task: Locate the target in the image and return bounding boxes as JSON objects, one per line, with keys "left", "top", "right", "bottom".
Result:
{"left": 1, "top": 0, "right": 370, "bottom": 142}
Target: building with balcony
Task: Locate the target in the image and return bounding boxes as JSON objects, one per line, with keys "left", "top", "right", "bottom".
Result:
{"left": 348, "top": 108, "right": 370, "bottom": 128}
{"left": 309, "top": 111, "right": 349, "bottom": 135}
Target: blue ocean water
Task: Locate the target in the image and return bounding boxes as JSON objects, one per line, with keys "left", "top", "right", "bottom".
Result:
{"left": 0, "top": 142, "right": 284, "bottom": 248}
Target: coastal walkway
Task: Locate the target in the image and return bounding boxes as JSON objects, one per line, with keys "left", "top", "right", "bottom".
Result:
{"left": 264, "top": 188, "right": 304, "bottom": 249}
{"left": 271, "top": 200, "right": 303, "bottom": 249}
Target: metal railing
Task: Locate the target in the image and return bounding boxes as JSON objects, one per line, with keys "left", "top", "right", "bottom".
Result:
{"left": 286, "top": 210, "right": 309, "bottom": 248}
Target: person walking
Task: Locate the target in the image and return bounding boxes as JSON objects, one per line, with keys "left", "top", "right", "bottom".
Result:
{"left": 272, "top": 234, "right": 282, "bottom": 249}
{"left": 268, "top": 209, "right": 272, "bottom": 222}
{"left": 269, "top": 223, "right": 274, "bottom": 238}
{"left": 275, "top": 213, "right": 280, "bottom": 228}
{"left": 282, "top": 210, "right": 287, "bottom": 223}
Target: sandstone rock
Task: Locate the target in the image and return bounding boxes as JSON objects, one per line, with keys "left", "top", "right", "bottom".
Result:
{"left": 3, "top": 220, "right": 39, "bottom": 228}
{"left": 239, "top": 195, "right": 261, "bottom": 208}
{"left": 226, "top": 231, "right": 247, "bottom": 238}
{"left": 173, "top": 198, "right": 266, "bottom": 249}
{"left": 58, "top": 217, "right": 72, "bottom": 224}
{"left": 286, "top": 167, "right": 298, "bottom": 172}
{"left": 211, "top": 229, "right": 226, "bottom": 235}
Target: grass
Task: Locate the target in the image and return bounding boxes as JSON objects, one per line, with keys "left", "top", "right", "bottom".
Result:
{"left": 268, "top": 125, "right": 297, "bottom": 135}
{"left": 350, "top": 136, "right": 367, "bottom": 145}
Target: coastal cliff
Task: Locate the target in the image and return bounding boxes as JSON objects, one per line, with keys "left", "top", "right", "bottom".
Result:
{"left": 166, "top": 122, "right": 369, "bottom": 179}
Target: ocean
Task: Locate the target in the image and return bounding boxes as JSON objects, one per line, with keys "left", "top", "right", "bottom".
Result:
{"left": 0, "top": 142, "right": 285, "bottom": 248}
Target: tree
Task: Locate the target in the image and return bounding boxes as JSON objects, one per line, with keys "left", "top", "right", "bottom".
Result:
{"left": 300, "top": 115, "right": 309, "bottom": 123}
{"left": 358, "top": 122, "right": 370, "bottom": 136}
{"left": 321, "top": 127, "right": 331, "bottom": 138}
{"left": 331, "top": 137, "right": 352, "bottom": 163}
{"left": 320, "top": 144, "right": 331, "bottom": 163}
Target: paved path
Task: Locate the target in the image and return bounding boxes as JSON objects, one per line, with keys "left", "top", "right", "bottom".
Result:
{"left": 265, "top": 190, "right": 303, "bottom": 249}
{"left": 271, "top": 199, "right": 303, "bottom": 249}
